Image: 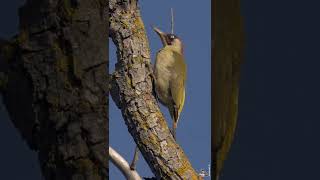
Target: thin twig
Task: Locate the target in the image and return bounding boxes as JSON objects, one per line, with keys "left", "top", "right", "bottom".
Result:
{"left": 130, "top": 146, "right": 140, "bottom": 170}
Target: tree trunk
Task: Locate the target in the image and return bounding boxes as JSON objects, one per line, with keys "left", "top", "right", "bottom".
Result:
{"left": 0, "top": 0, "right": 108, "bottom": 180}
{"left": 109, "top": 0, "right": 200, "bottom": 179}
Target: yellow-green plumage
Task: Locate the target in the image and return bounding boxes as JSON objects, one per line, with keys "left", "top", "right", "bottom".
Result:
{"left": 153, "top": 30, "right": 186, "bottom": 139}
{"left": 155, "top": 47, "right": 186, "bottom": 122}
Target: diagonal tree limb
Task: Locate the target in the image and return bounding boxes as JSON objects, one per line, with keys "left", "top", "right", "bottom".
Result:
{"left": 109, "top": 0, "right": 200, "bottom": 179}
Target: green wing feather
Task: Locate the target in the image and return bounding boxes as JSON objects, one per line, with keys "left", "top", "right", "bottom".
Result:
{"left": 213, "top": 0, "right": 244, "bottom": 179}
{"left": 169, "top": 51, "right": 186, "bottom": 124}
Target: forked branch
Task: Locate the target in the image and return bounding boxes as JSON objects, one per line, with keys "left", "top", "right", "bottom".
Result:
{"left": 109, "top": 146, "right": 142, "bottom": 180}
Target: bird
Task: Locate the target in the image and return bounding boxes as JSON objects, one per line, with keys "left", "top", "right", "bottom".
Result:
{"left": 129, "top": 26, "right": 186, "bottom": 170}
{"left": 153, "top": 26, "right": 186, "bottom": 140}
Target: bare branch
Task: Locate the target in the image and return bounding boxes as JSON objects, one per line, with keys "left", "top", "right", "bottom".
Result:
{"left": 109, "top": 146, "right": 142, "bottom": 180}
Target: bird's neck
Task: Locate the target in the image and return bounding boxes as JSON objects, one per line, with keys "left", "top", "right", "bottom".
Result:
{"left": 168, "top": 44, "right": 184, "bottom": 55}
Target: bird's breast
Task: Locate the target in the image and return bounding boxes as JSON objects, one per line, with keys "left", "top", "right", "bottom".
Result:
{"left": 154, "top": 63, "right": 171, "bottom": 106}
{"left": 154, "top": 50, "right": 177, "bottom": 105}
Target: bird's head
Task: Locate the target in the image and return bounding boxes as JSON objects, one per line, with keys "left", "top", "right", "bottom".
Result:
{"left": 153, "top": 26, "right": 183, "bottom": 53}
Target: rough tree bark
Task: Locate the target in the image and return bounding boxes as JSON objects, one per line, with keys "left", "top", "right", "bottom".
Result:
{"left": 0, "top": 0, "right": 108, "bottom": 180}
{"left": 109, "top": 0, "right": 200, "bottom": 179}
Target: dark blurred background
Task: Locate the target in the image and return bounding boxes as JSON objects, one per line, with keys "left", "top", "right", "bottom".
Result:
{"left": 0, "top": 0, "right": 42, "bottom": 180}
{"left": 223, "top": 1, "right": 320, "bottom": 180}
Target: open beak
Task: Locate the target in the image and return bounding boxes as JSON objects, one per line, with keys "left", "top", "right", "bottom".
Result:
{"left": 153, "top": 26, "right": 168, "bottom": 46}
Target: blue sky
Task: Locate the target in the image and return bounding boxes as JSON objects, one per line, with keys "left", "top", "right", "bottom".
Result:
{"left": 109, "top": 0, "right": 211, "bottom": 179}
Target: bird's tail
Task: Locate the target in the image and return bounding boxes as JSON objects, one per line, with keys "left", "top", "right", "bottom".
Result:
{"left": 169, "top": 106, "right": 180, "bottom": 139}
{"left": 173, "top": 106, "right": 179, "bottom": 125}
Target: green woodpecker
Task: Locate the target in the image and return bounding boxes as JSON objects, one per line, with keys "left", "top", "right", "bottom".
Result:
{"left": 153, "top": 26, "right": 186, "bottom": 139}
{"left": 129, "top": 27, "right": 186, "bottom": 170}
